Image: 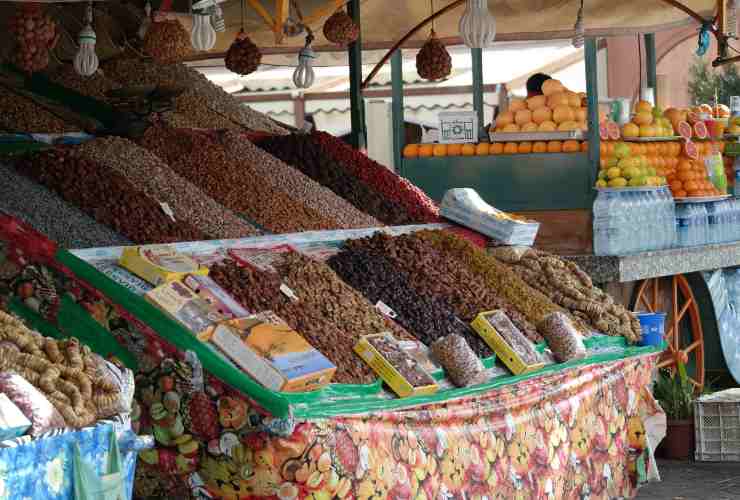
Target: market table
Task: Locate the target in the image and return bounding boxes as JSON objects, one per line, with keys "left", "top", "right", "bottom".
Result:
{"left": 0, "top": 214, "right": 662, "bottom": 499}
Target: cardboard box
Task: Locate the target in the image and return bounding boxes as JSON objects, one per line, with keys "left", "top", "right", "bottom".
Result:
{"left": 119, "top": 245, "right": 208, "bottom": 286}
{"left": 183, "top": 274, "right": 249, "bottom": 319}
{"left": 354, "top": 334, "right": 438, "bottom": 398}
{"left": 145, "top": 281, "right": 228, "bottom": 341}
{"left": 210, "top": 312, "right": 336, "bottom": 393}
{"left": 471, "top": 311, "right": 544, "bottom": 375}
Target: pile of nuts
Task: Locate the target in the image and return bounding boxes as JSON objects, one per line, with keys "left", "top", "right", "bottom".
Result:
{"left": 312, "top": 131, "right": 441, "bottom": 223}
{"left": 224, "top": 32, "right": 262, "bottom": 76}
{"left": 322, "top": 10, "right": 360, "bottom": 46}
{"left": 0, "top": 87, "right": 77, "bottom": 133}
{"left": 345, "top": 232, "right": 542, "bottom": 342}
{"left": 142, "top": 19, "right": 192, "bottom": 64}
{"left": 258, "top": 134, "right": 416, "bottom": 225}
{"left": 48, "top": 65, "right": 121, "bottom": 101}
{"left": 139, "top": 126, "right": 334, "bottom": 234}
{"left": 416, "top": 32, "right": 452, "bottom": 81}
{"left": 8, "top": 4, "right": 58, "bottom": 73}
{"left": 75, "top": 137, "right": 260, "bottom": 239}
{"left": 328, "top": 248, "right": 492, "bottom": 357}
{"left": 17, "top": 147, "right": 207, "bottom": 244}
{"left": 0, "top": 311, "right": 122, "bottom": 428}
{"left": 220, "top": 131, "right": 381, "bottom": 230}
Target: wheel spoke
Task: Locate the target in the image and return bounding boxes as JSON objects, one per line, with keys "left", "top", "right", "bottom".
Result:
{"left": 639, "top": 294, "right": 654, "bottom": 313}
{"left": 688, "top": 377, "right": 701, "bottom": 388}
{"left": 657, "top": 358, "right": 675, "bottom": 369}
{"left": 653, "top": 278, "right": 659, "bottom": 312}
{"left": 676, "top": 297, "right": 693, "bottom": 324}
{"left": 672, "top": 277, "right": 680, "bottom": 353}
{"left": 684, "top": 340, "right": 702, "bottom": 354}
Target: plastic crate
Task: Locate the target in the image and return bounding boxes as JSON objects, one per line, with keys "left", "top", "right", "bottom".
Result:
{"left": 694, "top": 388, "right": 740, "bottom": 461}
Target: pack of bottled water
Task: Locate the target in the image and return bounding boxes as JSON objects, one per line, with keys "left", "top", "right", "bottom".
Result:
{"left": 593, "top": 186, "right": 677, "bottom": 256}
{"left": 677, "top": 198, "right": 740, "bottom": 247}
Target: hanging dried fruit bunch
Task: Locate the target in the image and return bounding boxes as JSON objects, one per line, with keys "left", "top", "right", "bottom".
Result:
{"left": 323, "top": 9, "right": 359, "bottom": 46}
{"left": 225, "top": 30, "right": 262, "bottom": 76}
{"left": 143, "top": 18, "right": 192, "bottom": 64}
{"left": 7, "top": 3, "right": 59, "bottom": 73}
{"left": 416, "top": 30, "right": 452, "bottom": 81}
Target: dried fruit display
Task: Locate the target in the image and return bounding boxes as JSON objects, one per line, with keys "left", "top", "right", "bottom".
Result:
{"left": 495, "top": 248, "right": 641, "bottom": 342}
{"left": 0, "top": 311, "right": 122, "bottom": 429}
{"left": 258, "top": 134, "right": 416, "bottom": 225}
{"left": 327, "top": 248, "right": 492, "bottom": 357}
{"left": 219, "top": 131, "right": 381, "bottom": 230}
{"left": 100, "top": 58, "right": 287, "bottom": 134}
{"left": 0, "top": 87, "right": 77, "bottom": 133}
{"left": 142, "top": 19, "right": 192, "bottom": 64}
{"left": 431, "top": 334, "right": 486, "bottom": 387}
{"left": 419, "top": 230, "right": 584, "bottom": 334}
{"left": 8, "top": 4, "right": 58, "bottom": 73}
{"left": 225, "top": 31, "right": 262, "bottom": 76}
{"left": 538, "top": 312, "right": 588, "bottom": 362}
{"left": 16, "top": 147, "right": 207, "bottom": 244}
{"left": 416, "top": 31, "right": 452, "bottom": 81}
{"left": 322, "top": 9, "right": 359, "bottom": 46}
{"left": 345, "top": 232, "right": 542, "bottom": 342}
{"left": 139, "top": 126, "right": 335, "bottom": 234}
{"left": 366, "top": 335, "right": 435, "bottom": 387}
{"left": 47, "top": 64, "right": 121, "bottom": 100}
{"left": 75, "top": 137, "right": 260, "bottom": 239}
{"left": 312, "top": 131, "right": 441, "bottom": 223}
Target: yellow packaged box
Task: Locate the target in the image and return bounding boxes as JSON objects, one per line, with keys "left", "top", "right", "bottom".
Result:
{"left": 118, "top": 245, "right": 208, "bottom": 286}
{"left": 471, "top": 310, "right": 544, "bottom": 375}
{"left": 354, "top": 334, "right": 438, "bottom": 398}
{"left": 210, "top": 312, "right": 336, "bottom": 393}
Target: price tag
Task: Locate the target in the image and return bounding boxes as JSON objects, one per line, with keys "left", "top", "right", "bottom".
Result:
{"left": 375, "top": 301, "right": 398, "bottom": 319}
{"left": 280, "top": 283, "right": 299, "bottom": 302}
{"left": 160, "top": 202, "right": 176, "bottom": 222}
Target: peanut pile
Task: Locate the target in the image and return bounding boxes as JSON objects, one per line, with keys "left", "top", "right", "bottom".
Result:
{"left": 47, "top": 65, "right": 121, "bottom": 101}
{"left": 0, "top": 311, "right": 121, "bottom": 428}
{"left": 0, "top": 87, "right": 77, "bottom": 133}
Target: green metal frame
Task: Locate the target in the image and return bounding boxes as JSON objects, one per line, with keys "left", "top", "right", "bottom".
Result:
{"left": 644, "top": 33, "right": 657, "bottom": 102}
{"left": 585, "top": 38, "right": 601, "bottom": 191}
{"left": 347, "top": 0, "right": 366, "bottom": 149}
{"left": 471, "top": 47, "right": 484, "bottom": 134}
{"left": 391, "top": 50, "right": 404, "bottom": 172}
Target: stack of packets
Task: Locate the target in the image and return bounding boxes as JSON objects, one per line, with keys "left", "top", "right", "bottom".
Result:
{"left": 440, "top": 188, "right": 539, "bottom": 246}
{"left": 355, "top": 333, "right": 438, "bottom": 398}
{"left": 119, "top": 245, "right": 335, "bottom": 392}
{"left": 471, "top": 310, "right": 544, "bottom": 375}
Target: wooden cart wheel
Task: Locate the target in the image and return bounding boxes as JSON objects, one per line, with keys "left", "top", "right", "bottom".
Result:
{"left": 632, "top": 274, "right": 705, "bottom": 392}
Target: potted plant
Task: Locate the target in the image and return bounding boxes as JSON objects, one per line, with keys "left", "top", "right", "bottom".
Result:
{"left": 652, "top": 360, "right": 695, "bottom": 460}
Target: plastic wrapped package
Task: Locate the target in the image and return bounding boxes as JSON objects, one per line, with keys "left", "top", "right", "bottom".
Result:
{"left": 0, "top": 372, "right": 65, "bottom": 436}
{"left": 431, "top": 334, "right": 486, "bottom": 387}
{"left": 0, "top": 393, "right": 31, "bottom": 440}
{"left": 538, "top": 312, "right": 588, "bottom": 362}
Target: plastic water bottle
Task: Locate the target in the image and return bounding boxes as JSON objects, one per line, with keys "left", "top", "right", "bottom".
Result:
{"left": 707, "top": 202, "right": 721, "bottom": 244}
{"left": 696, "top": 203, "right": 709, "bottom": 245}
{"left": 734, "top": 156, "right": 740, "bottom": 198}
{"left": 676, "top": 204, "right": 690, "bottom": 247}
{"left": 593, "top": 191, "right": 618, "bottom": 255}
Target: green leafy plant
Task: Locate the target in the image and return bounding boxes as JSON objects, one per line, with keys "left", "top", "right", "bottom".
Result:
{"left": 688, "top": 56, "right": 740, "bottom": 105}
{"left": 653, "top": 360, "right": 694, "bottom": 420}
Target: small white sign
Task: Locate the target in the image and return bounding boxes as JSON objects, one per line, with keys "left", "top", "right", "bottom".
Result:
{"left": 375, "top": 301, "right": 398, "bottom": 319}
{"left": 160, "top": 202, "right": 176, "bottom": 222}
{"left": 280, "top": 283, "right": 299, "bottom": 302}
{"left": 438, "top": 111, "right": 478, "bottom": 144}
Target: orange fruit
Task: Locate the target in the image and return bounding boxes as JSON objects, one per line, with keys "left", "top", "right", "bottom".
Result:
{"left": 497, "top": 111, "right": 515, "bottom": 127}
{"left": 538, "top": 121, "right": 557, "bottom": 132}
{"left": 580, "top": 141, "right": 589, "bottom": 152}
{"left": 515, "top": 109, "right": 533, "bottom": 126}
{"left": 403, "top": 144, "right": 420, "bottom": 158}
{"left": 675, "top": 190, "right": 688, "bottom": 198}
{"left": 622, "top": 123, "right": 640, "bottom": 138}
{"left": 600, "top": 143, "right": 608, "bottom": 156}
{"left": 547, "top": 141, "right": 563, "bottom": 153}
{"left": 606, "top": 142, "right": 615, "bottom": 156}
{"left": 677, "top": 159, "right": 692, "bottom": 172}
{"left": 490, "top": 143, "right": 504, "bottom": 155}
{"left": 563, "top": 140, "right": 580, "bottom": 153}
{"left": 433, "top": 144, "right": 448, "bottom": 157}
{"left": 677, "top": 171, "right": 693, "bottom": 182}
{"left": 533, "top": 141, "right": 548, "bottom": 153}
{"left": 447, "top": 143, "right": 463, "bottom": 156}
{"left": 684, "top": 181, "right": 699, "bottom": 192}
{"left": 687, "top": 189, "right": 701, "bottom": 197}
{"left": 509, "top": 98, "right": 527, "bottom": 112}
{"left": 503, "top": 142, "right": 519, "bottom": 154}
{"left": 670, "top": 180, "right": 683, "bottom": 191}
{"left": 476, "top": 143, "right": 490, "bottom": 155}
{"left": 418, "top": 144, "right": 434, "bottom": 157}
{"left": 645, "top": 143, "right": 658, "bottom": 155}
{"left": 552, "top": 105, "right": 575, "bottom": 124}
{"left": 532, "top": 107, "right": 553, "bottom": 124}
{"left": 517, "top": 142, "right": 533, "bottom": 154}
{"left": 502, "top": 123, "right": 520, "bottom": 133}
{"left": 461, "top": 144, "right": 476, "bottom": 156}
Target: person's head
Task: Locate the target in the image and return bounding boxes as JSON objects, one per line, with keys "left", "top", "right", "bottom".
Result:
{"left": 526, "top": 73, "right": 551, "bottom": 98}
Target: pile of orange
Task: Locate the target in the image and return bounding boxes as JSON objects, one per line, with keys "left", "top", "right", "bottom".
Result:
{"left": 403, "top": 140, "right": 588, "bottom": 158}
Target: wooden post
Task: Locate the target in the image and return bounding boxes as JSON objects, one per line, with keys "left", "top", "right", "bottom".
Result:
{"left": 391, "top": 50, "right": 404, "bottom": 174}
{"left": 347, "top": 0, "right": 366, "bottom": 149}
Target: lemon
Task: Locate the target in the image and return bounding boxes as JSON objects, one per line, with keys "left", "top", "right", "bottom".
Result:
{"left": 614, "top": 143, "right": 631, "bottom": 159}
{"left": 607, "top": 167, "right": 622, "bottom": 180}
{"left": 596, "top": 179, "right": 608, "bottom": 188}
{"left": 608, "top": 177, "right": 628, "bottom": 188}
{"left": 598, "top": 169, "right": 609, "bottom": 180}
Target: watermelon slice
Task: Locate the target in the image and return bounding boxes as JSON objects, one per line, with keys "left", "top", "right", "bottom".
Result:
{"left": 683, "top": 140, "right": 699, "bottom": 160}
{"left": 607, "top": 122, "right": 621, "bottom": 140}
{"left": 694, "top": 121, "right": 709, "bottom": 140}
{"left": 599, "top": 123, "right": 609, "bottom": 141}
{"left": 677, "top": 121, "right": 693, "bottom": 140}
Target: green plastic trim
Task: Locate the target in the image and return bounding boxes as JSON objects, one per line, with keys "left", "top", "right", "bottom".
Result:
{"left": 8, "top": 297, "right": 64, "bottom": 340}
{"left": 55, "top": 248, "right": 660, "bottom": 420}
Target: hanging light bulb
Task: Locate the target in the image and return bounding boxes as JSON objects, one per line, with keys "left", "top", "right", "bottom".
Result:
{"left": 74, "top": 3, "right": 98, "bottom": 77}
{"left": 138, "top": 1, "right": 152, "bottom": 40}
{"left": 212, "top": 4, "right": 226, "bottom": 32}
{"left": 458, "top": 0, "right": 496, "bottom": 48}
{"left": 572, "top": 0, "right": 585, "bottom": 48}
{"left": 293, "top": 33, "right": 316, "bottom": 89}
{"left": 191, "top": 0, "right": 217, "bottom": 51}
{"left": 728, "top": 0, "right": 737, "bottom": 38}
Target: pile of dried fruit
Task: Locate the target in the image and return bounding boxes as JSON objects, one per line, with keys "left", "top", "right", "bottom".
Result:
{"left": 420, "top": 231, "right": 586, "bottom": 334}
{"left": 494, "top": 248, "right": 641, "bottom": 342}
{"left": 139, "top": 126, "right": 335, "bottom": 234}
{"left": 0, "top": 87, "right": 77, "bottom": 133}
{"left": 345, "top": 232, "right": 541, "bottom": 342}
{"left": 75, "top": 136, "right": 260, "bottom": 239}
{"left": 0, "top": 311, "right": 122, "bottom": 428}
{"left": 312, "top": 131, "right": 441, "bottom": 223}
{"left": 16, "top": 147, "right": 206, "bottom": 243}
{"left": 220, "top": 131, "right": 381, "bottom": 230}
{"left": 328, "top": 248, "right": 492, "bottom": 357}
{"left": 47, "top": 65, "right": 121, "bottom": 100}
{"left": 258, "top": 134, "right": 416, "bottom": 225}
{"left": 101, "top": 58, "right": 287, "bottom": 134}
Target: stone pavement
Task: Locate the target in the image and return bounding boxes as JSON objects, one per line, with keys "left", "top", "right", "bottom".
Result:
{"left": 637, "top": 460, "right": 740, "bottom": 499}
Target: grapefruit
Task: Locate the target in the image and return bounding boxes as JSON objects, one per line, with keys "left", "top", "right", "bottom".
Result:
{"left": 541, "top": 79, "right": 564, "bottom": 96}
{"left": 547, "top": 92, "right": 569, "bottom": 108}
{"left": 639, "top": 125, "right": 656, "bottom": 137}
{"left": 552, "top": 105, "right": 575, "bottom": 124}
{"left": 558, "top": 121, "right": 579, "bottom": 131}
{"left": 532, "top": 107, "right": 553, "bottom": 124}
{"left": 515, "top": 109, "right": 533, "bottom": 126}
{"left": 607, "top": 122, "right": 621, "bottom": 140}
{"left": 509, "top": 99, "right": 527, "bottom": 112}
{"left": 521, "top": 122, "right": 539, "bottom": 132}
{"left": 694, "top": 121, "right": 709, "bottom": 140}
{"left": 677, "top": 121, "right": 693, "bottom": 140}
{"left": 503, "top": 123, "right": 520, "bottom": 132}
{"left": 622, "top": 123, "right": 640, "bottom": 138}
{"left": 567, "top": 91, "right": 582, "bottom": 108}
{"left": 538, "top": 121, "right": 557, "bottom": 132}
{"left": 497, "top": 111, "right": 515, "bottom": 127}
{"left": 574, "top": 108, "right": 587, "bottom": 122}
{"left": 599, "top": 123, "right": 609, "bottom": 140}
{"left": 527, "top": 95, "right": 548, "bottom": 110}
{"left": 683, "top": 140, "right": 699, "bottom": 160}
